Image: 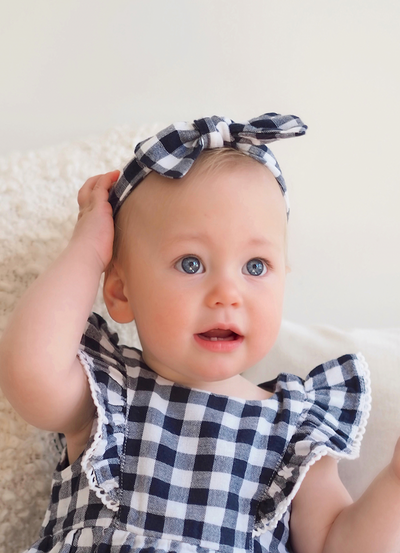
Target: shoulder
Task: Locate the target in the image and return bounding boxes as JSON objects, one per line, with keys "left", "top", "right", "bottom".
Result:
{"left": 299, "top": 353, "right": 370, "bottom": 455}
{"left": 262, "top": 353, "right": 370, "bottom": 447}
{"left": 273, "top": 352, "right": 371, "bottom": 462}
{"left": 254, "top": 353, "right": 371, "bottom": 535}
{"left": 77, "top": 313, "right": 153, "bottom": 417}
{"left": 79, "top": 313, "right": 144, "bottom": 373}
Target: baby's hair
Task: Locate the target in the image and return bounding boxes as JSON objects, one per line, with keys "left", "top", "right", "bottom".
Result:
{"left": 109, "top": 148, "right": 288, "bottom": 269}
{"left": 109, "top": 196, "right": 130, "bottom": 269}
{"left": 191, "top": 147, "right": 255, "bottom": 175}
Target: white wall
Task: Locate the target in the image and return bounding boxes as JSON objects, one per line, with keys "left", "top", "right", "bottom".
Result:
{"left": 1, "top": 0, "right": 399, "bottom": 328}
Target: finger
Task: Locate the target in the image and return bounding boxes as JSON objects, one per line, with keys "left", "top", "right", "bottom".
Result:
{"left": 92, "top": 170, "right": 121, "bottom": 192}
{"left": 82, "top": 170, "right": 120, "bottom": 191}
{"left": 77, "top": 174, "right": 103, "bottom": 205}
{"left": 81, "top": 174, "right": 103, "bottom": 190}
{"left": 77, "top": 171, "right": 120, "bottom": 206}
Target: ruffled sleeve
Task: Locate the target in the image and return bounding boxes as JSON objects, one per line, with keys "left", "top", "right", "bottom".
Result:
{"left": 254, "top": 353, "right": 371, "bottom": 536}
{"left": 76, "top": 313, "right": 142, "bottom": 513}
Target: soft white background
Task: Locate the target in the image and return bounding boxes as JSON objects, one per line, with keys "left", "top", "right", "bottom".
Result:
{"left": 1, "top": 0, "right": 399, "bottom": 328}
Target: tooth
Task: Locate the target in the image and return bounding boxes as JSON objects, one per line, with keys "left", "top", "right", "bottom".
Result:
{"left": 210, "top": 337, "right": 218, "bottom": 341}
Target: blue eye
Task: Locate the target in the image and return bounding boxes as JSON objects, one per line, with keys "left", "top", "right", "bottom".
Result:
{"left": 177, "top": 256, "right": 204, "bottom": 274}
{"left": 244, "top": 258, "right": 267, "bottom": 276}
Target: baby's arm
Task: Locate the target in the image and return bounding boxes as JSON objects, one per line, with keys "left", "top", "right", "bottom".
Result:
{"left": 0, "top": 171, "right": 119, "bottom": 438}
{"left": 290, "top": 445, "right": 400, "bottom": 553}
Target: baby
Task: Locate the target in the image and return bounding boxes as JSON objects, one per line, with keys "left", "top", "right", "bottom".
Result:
{"left": 0, "top": 113, "right": 400, "bottom": 553}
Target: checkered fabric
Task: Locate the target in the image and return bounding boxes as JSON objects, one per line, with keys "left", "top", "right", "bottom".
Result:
{"left": 25, "top": 314, "right": 370, "bottom": 553}
{"left": 109, "top": 113, "right": 307, "bottom": 218}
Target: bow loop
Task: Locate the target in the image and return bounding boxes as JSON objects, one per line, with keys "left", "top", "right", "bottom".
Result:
{"left": 134, "top": 123, "right": 202, "bottom": 178}
{"left": 231, "top": 113, "right": 307, "bottom": 146}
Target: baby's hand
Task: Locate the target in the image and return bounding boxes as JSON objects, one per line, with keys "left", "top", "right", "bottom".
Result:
{"left": 72, "top": 170, "right": 120, "bottom": 272}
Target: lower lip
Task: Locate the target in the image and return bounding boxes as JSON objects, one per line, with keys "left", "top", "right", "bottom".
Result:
{"left": 194, "top": 334, "right": 244, "bottom": 352}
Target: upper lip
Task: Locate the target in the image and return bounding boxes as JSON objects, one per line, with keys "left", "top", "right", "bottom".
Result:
{"left": 197, "top": 323, "right": 243, "bottom": 336}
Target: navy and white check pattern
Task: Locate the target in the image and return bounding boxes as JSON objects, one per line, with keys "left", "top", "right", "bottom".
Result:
{"left": 25, "top": 314, "right": 370, "bottom": 553}
{"left": 109, "top": 113, "right": 307, "bottom": 218}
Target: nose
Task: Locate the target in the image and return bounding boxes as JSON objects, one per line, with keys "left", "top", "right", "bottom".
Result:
{"left": 204, "top": 274, "right": 242, "bottom": 309}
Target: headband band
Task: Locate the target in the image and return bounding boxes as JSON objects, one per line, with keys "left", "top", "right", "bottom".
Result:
{"left": 109, "top": 112, "right": 307, "bottom": 218}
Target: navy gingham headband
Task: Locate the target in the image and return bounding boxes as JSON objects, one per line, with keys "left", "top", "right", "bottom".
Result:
{"left": 109, "top": 113, "right": 307, "bottom": 218}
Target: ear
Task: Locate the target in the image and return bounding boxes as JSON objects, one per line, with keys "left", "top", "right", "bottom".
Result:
{"left": 103, "top": 263, "right": 135, "bottom": 323}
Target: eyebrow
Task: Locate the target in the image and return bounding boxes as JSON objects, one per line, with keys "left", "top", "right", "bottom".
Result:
{"left": 165, "top": 232, "right": 275, "bottom": 248}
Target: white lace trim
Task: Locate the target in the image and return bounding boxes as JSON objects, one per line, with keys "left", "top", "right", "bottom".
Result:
{"left": 77, "top": 350, "right": 120, "bottom": 512}
{"left": 348, "top": 352, "right": 372, "bottom": 457}
{"left": 253, "top": 352, "right": 371, "bottom": 536}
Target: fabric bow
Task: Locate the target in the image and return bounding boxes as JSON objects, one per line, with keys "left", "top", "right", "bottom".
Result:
{"left": 109, "top": 113, "right": 307, "bottom": 217}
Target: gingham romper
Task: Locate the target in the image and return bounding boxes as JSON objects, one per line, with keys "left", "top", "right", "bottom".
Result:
{"left": 26, "top": 314, "right": 370, "bottom": 553}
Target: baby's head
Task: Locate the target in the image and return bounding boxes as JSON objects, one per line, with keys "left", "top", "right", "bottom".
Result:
{"left": 103, "top": 114, "right": 306, "bottom": 387}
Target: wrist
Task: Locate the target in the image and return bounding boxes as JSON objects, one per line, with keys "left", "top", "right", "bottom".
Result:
{"left": 70, "top": 215, "right": 114, "bottom": 273}
{"left": 65, "top": 236, "right": 107, "bottom": 276}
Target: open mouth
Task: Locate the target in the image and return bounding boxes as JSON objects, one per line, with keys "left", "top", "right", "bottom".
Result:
{"left": 196, "top": 329, "right": 242, "bottom": 342}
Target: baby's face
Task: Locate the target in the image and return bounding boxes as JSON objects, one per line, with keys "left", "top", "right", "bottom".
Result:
{"left": 110, "top": 156, "right": 288, "bottom": 389}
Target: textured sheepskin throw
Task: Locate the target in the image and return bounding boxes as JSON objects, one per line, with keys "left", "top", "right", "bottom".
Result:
{"left": 1, "top": 125, "right": 399, "bottom": 552}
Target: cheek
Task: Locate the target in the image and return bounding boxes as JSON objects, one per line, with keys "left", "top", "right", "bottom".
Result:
{"left": 135, "top": 281, "right": 193, "bottom": 343}
{"left": 249, "top": 284, "right": 285, "bottom": 349}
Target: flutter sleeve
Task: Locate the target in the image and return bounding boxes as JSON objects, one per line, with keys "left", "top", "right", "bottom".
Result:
{"left": 76, "top": 313, "right": 141, "bottom": 512}
{"left": 254, "top": 353, "right": 371, "bottom": 535}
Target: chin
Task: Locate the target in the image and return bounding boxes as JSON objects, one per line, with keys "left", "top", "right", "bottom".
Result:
{"left": 193, "top": 363, "right": 243, "bottom": 384}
